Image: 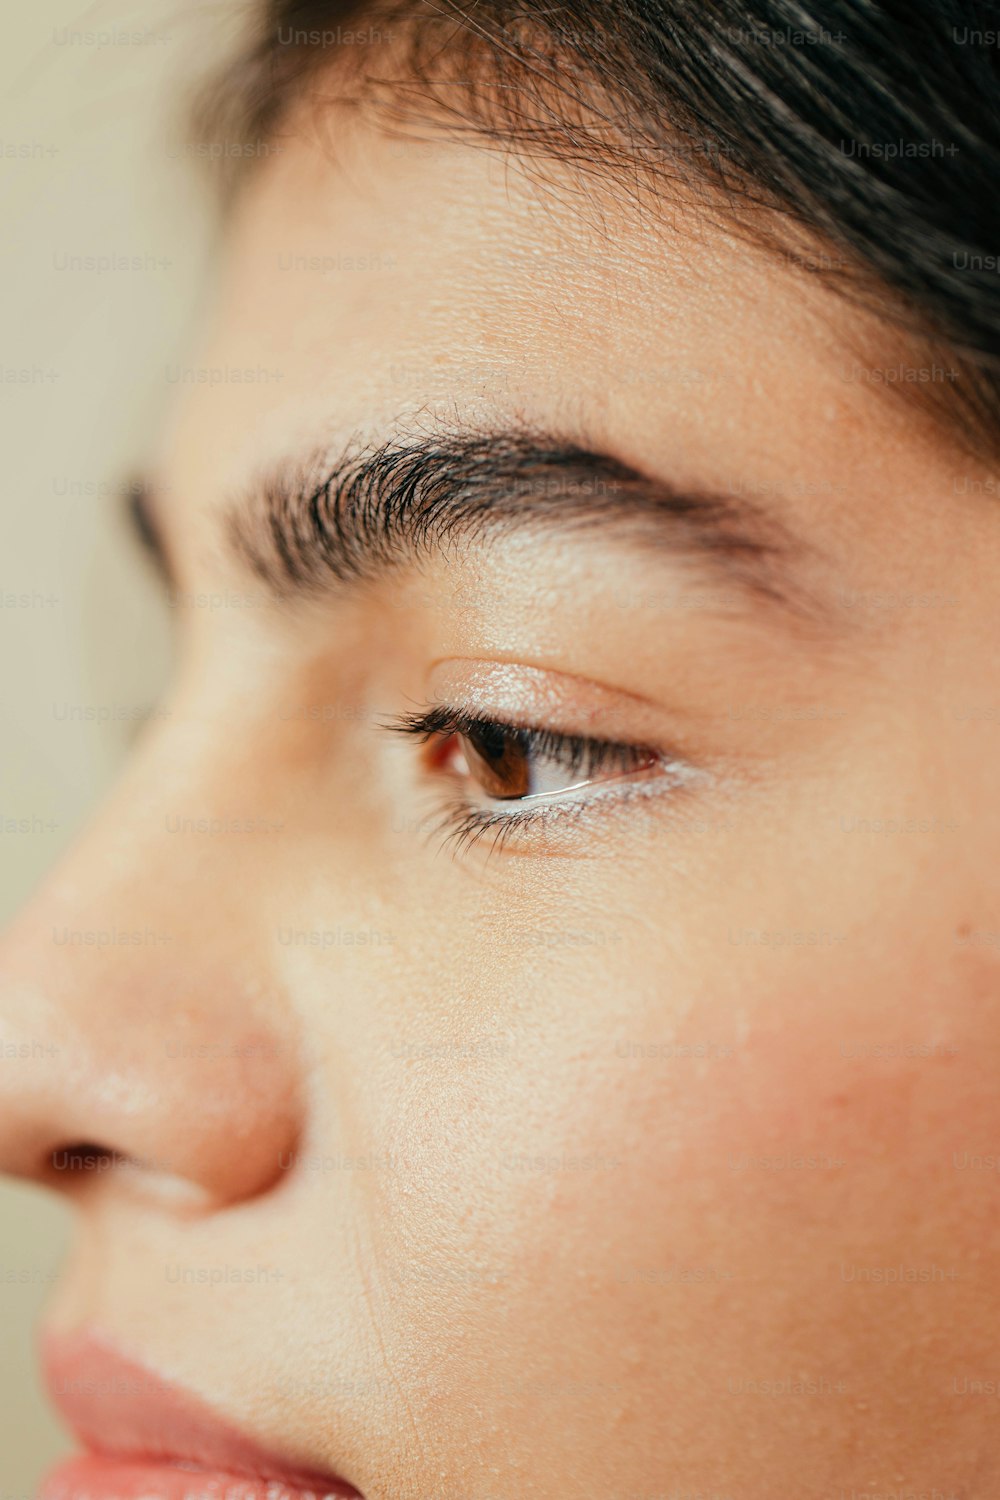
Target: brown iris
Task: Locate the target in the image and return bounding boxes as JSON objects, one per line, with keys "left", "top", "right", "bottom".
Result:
{"left": 457, "top": 721, "right": 532, "bottom": 800}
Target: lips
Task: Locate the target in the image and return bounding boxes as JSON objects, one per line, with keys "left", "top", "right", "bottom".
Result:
{"left": 38, "top": 1331, "right": 362, "bottom": 1500}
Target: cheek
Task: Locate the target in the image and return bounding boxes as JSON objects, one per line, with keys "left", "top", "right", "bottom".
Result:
{"left": 334, "top": 933, "right": 744, "bottom": 1483}
{"left": 343, "top": 1000, "right": 672, "bottom": 1487}
{"left": 336, "top": 911, "right": 1000, "bottom": 1488}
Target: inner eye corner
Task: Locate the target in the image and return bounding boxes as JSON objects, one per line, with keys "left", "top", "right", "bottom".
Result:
{"left": 444, "top": 740, "right": 468, "bottom": 778}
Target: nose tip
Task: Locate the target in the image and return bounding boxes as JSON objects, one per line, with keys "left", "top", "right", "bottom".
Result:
{"left": 0, "top": 883, "right": 302, "bottom": 1214}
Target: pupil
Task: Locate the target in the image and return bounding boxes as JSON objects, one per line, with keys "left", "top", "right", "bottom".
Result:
{"left": 475, "top": 721, "right": 511, "bottom": 764}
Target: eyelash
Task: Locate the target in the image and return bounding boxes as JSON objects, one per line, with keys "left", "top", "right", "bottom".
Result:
{"left": 383, "top": 703, "right": 668, "bottom": 856}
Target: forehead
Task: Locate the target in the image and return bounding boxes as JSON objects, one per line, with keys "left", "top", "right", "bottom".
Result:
{"left": 158, "top": 112, "right": 956, "bottom": 547}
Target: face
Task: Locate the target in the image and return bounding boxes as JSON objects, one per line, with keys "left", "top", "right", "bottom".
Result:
{"left": 4, "top": 92, "right": 1000, "bottom": 1500}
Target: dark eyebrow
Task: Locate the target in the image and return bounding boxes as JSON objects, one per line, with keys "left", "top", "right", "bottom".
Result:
{"left": 124, "top": 476, "right": 175, "bottom": 586}
{"left": 217, "top": 428, "right": 822, "bottom": 622}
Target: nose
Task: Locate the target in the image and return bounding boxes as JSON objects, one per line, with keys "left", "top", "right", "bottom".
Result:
{"left": 0, "top": 720, "right": 303, "bottom": 1213}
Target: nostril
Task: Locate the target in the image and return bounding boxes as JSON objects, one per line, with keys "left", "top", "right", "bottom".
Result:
{"left": 41, "top": 1141, "right": 213, "bottom": 1213}
{"left": 49, "top": 1142, "right": 122, "bottom": 1179}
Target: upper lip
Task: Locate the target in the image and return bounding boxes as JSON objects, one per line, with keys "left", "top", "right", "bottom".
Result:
{"left": 41, "top": 1329, "right": 362, "bottom": 1497}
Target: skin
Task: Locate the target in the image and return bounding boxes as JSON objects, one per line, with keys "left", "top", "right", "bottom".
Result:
{"left": 3, "top": 91, "right": 1000, "bottom": 1500}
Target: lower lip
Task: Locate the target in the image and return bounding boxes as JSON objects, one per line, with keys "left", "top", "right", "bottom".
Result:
{"left": 38, "top": 1455, "right": 359, "bottom": 1500}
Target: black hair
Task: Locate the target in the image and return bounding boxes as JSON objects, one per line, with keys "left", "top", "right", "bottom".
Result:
{"left": 198, "top": 0, "right": 1000, "bottom": 458}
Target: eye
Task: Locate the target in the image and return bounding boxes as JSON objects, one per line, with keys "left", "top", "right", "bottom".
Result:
{"left": 386, "top": 702, "right": 665, "bottom": 809}
{"left": 433, "top": 715, "right": 660, "bottom": 803}
{"left": 383, "top": 693, "right": 704, "bottom": 852}
{"left": 381, "top": 702, "right": 697, "bottom": 856}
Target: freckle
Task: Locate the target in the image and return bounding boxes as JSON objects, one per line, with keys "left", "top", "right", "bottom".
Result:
{"left": 957, "top": 922, "right": 971, "bottom": 938}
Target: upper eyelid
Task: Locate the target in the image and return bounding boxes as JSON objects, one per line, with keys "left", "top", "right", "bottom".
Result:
{"left": 384, "top": 703, "right": 649, "bottom": 750}
{"left": 383, "top": 707, "right": 669, "bottom": 793}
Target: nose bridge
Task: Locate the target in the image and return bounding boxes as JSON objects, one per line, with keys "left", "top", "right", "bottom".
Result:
{"left": 0, "top": 716, "right": 302, "bottom": 1211}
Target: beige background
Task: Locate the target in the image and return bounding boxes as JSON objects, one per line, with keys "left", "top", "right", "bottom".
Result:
{"left": 0, "top": 1, "right": 235, "bottom": 1487}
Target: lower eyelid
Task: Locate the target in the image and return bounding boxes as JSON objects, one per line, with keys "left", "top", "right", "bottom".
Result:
{"left": 476, "top": 753, "right": 670, "bottom": 806}
{"left": 532, "top": 758, "right": 703, "bottom": 807}
{"left": 444, "top": 757, "right": 705, "bottom": 856}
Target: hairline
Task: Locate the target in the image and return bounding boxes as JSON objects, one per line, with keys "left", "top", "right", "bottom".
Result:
{"left": 192, "top": 0, "right": 1000, "bottom": 468}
